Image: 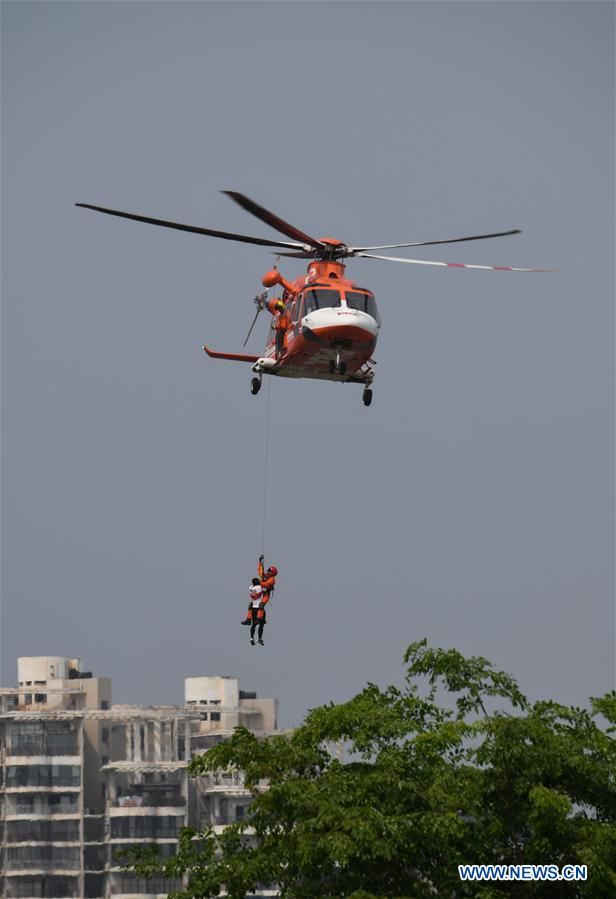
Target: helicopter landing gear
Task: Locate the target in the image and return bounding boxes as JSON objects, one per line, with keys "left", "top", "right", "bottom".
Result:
{"left": 250, "top": 376, "right": 262, "bottom": 395}
{"left": 363, "top": 388, "right": 373, "bottom": 407}
{"left": 328, "top": 350, "right": 347, "bottom": 376}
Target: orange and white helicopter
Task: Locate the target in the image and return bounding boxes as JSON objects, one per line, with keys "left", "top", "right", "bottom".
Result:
{"left": 77, "top": 192, "right": 552, "bottom": 406}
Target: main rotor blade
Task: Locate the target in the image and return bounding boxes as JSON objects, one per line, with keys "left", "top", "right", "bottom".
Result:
{"left": 222, "top": 191, "right": 325, "bottom": 250}
{"left": 243, "top": 307, "right": 262, "bottom": 347}
{"left": 356, "top": 252, "right": 554, "bottom": 272}
{"left": 350, "top": 229, "right": 522, "bottom": 252}
{"left": 75, "top": 204, "right": 306, "bottom": 250}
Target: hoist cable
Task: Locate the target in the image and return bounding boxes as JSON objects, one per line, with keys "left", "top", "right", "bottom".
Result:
{"left": 260, "top": 376, "right": 272, "bottom": 556}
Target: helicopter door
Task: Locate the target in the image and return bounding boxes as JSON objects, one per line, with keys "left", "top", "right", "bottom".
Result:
{"left": 292, "top": 294, "right": 303, "bottom": 336}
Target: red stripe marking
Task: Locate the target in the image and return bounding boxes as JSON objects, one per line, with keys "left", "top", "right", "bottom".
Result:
{"left": 447, "top": 262, "right": 466, "bottom": 267}
{"left": 493, "top": 266, "right": 513, "bottom": 271}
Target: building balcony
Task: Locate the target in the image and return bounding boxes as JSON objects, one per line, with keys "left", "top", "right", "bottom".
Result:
{"left": 5, "top": 785, "right": 81, "bottom": 793}
{"left": 5, "top": 865, "right": 81, "bottom": 875}
{"left": 5, "top": 755, "right": 82, "bottom": 765}
{"left": 109, "top": 804, "right": 185, "bottom": 816}
{"left": 103, "top": 894, "right": 171, "bottom": 899}
{"left": 200, "top": 783, "right": 251, "bottom": 796}
{"left": 6, "top": 811, "right": 80, "bottom": 820}
{"left": 111, "top": 793, "right": 184, "bottom": 809}
{"left": 107, "top": 837, "right": 180, "bottom": 849}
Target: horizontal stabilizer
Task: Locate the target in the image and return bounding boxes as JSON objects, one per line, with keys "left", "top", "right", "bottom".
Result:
{"left": 203, "top": 346, "right": 260, "bottom": 363}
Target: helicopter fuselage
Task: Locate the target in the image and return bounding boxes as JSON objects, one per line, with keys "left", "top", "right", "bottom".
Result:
{"left": 258, "top": 258, "right": 380, "bottom": 384}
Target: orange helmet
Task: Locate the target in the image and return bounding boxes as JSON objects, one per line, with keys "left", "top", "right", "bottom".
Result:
{"left": 267, "top": 565, "right": 278, "bottom": 576}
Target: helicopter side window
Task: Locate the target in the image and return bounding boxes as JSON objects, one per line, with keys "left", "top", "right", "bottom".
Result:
{"left": 345, "top": 290, "right": 380, "bottom": 324}
{"left": 303, "top": 289, "right": 341, "bottom": 314}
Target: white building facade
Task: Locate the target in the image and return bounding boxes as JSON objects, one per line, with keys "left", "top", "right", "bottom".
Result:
{"left": 0, "top": 657, "right": 278, "bottom": 899}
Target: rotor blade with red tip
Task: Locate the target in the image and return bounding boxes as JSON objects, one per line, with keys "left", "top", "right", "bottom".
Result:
{"left": 222, "top": 191, "right": 325, "bottom": 249}
{"left": 350, "top": 229, "right": 522, "bottom": 252}
{"left": 356, "top": 252, "right": 555, "bottom": 272}
{"left": 75, "top": 204, "right": 306, "bottom": 250}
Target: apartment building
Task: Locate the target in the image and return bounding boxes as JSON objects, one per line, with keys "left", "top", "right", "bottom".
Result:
{"left": 0, "top": 656, "right": 278, "bottom": 898}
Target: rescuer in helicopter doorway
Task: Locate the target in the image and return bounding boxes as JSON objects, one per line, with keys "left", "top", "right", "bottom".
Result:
{"left": 267, "top": 295, "right": 287, "bottom": 358}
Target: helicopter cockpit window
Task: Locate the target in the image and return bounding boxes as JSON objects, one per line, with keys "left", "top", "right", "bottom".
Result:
{"left": 345, "top": 291, "right": 380, "bottom": 324}
{"left": 303, "top": 289, "right": 341, "bottom": 314}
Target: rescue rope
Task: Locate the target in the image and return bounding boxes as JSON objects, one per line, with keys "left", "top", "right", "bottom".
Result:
{"left": 260, "top": 376, "right": 272, "bottom": 556}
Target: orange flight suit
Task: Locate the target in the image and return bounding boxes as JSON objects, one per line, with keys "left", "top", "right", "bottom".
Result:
{"left": 258, "top": 560, "right": 276, "bottom": 608}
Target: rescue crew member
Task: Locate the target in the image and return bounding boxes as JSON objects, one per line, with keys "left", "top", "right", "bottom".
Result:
{"left": 266, "top": 296, "right": 287, "bottom": 358}
{"left": 258, "top": 554, "right": 278, "bottom": 602}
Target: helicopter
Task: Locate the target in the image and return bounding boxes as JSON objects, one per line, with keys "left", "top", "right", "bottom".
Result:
{"left": 76, "top": 191, "right": 552, "bottom": 406}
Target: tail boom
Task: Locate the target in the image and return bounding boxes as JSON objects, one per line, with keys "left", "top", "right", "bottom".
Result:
{"left": 203, "top": 346, "right": 260, "bottom": 363}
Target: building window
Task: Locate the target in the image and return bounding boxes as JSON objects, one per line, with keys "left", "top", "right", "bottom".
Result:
{"left": 7, "top": 764, "right": 81, "bottom": 788}
{"left": 100, "top": 700, "right": 109, "bottom": 710}
{"left": 10, "top": 721, "right": 78, "bottom": 756}
{"left": 101, "top": 783, "right": 106, "bottom": 799}
{"left": 111, "top": 815, "right": 184, "bottom": 839}
{"left": 210, "top": 712, "right": 221, "bottom": 722}
{"left": 101, "top": 755, "right": 109, "bottom": 766}
{"left": 24, "top": 693, "right": 32, "bottom": 704}
{"left": 34, "top": 693, "right": 47, "bottom": 703}
{"left": 101, "top": 728, "right": 109, "bottom": 743}
{"left": 8, "top": 818, "right": 80, "bottom": 841}
{"left": 6, "top": 846, "right": 80, "bottom": 870}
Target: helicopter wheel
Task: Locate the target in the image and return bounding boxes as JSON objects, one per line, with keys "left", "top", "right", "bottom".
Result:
{"left": 250, "top": 377, "right": 261, "bottom": 395}
{"left": 363, "top": 388, "right": 373, "bottom": 407}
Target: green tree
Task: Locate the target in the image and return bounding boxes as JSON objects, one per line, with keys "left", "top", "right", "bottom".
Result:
{"left": 125, "top": 640, "right": 616, "bottom": 897}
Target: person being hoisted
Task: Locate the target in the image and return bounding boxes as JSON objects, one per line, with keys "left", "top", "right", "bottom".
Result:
{"left": 241, "top": 577, "right": 267, "bottom": 646}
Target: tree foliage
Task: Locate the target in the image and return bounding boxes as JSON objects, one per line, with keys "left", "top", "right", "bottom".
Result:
{"left": 124, "top": 640, "right": 616, "bottom": 897}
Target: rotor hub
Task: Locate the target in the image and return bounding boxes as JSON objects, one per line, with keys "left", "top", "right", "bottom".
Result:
{"left": 313, "top": 238, "right": 349, "bottom": 261}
